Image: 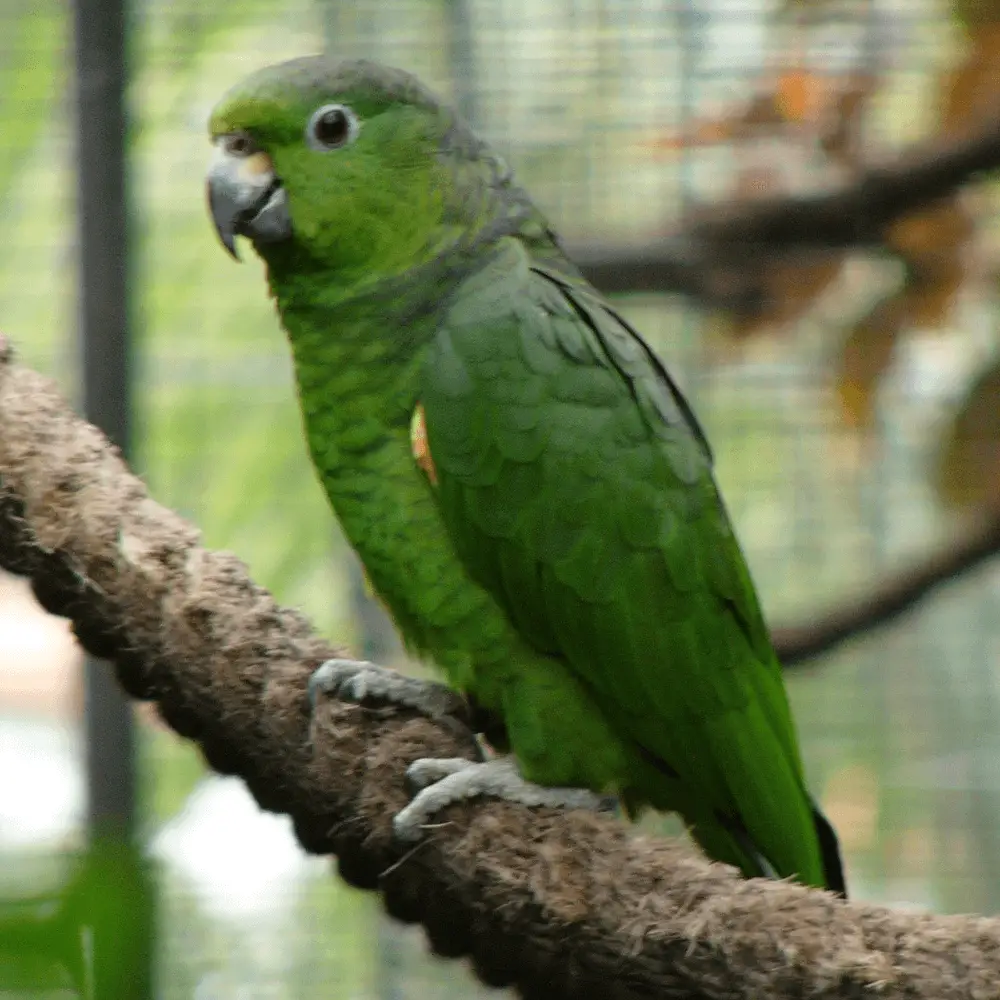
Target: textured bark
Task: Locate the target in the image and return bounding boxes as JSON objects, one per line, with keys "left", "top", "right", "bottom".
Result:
{"left": 571, "top": 115, "right": 1000, "bottom": 310}
{"left": 1, "top": 339, "right": 999, "bottom": 999}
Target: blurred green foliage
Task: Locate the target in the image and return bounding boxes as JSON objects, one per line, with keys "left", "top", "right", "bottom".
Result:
{"left": 0, "top": 837, "right": 153, "bottom": 998}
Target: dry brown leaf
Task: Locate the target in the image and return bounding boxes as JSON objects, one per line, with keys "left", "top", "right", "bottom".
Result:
{"left": 935, "top": 359, "right": 1000, "bottom": 509}
{"left": 952, "top": 0, "right": 1000, "bottom": 32}
{"left": 835, "top": 295, "right": 908, "bottom": 428}
{"left": 727, "top": 256, "right": 845, "bottom": 340}
{"left": 940, "top": 23, "right": 1000, "bottom": 132}
{"left": 882, "top": 199, "right": 972, "bottom": 332}
{"left": 819, "top": 74, "right": 877, "bottom": 167}
{"left": 644, "top": 118, "right": 740, "bottom": 153}
{"left": 898, "top": 268, "right": 966, "bottom": 328}
{"left": 645, "top": 92, "right": 791, "bottom": 155}
{"left": 775, "top": 67, "right": 828, "bottom": 123}
{"left": 884, "top": 200, "right": 975, "bottom": 260}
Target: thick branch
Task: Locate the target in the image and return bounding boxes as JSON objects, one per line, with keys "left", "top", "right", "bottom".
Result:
{"left": 775, "top": 510, "right": 1000, "bottom": 667}
{"left": 573, "top": 119, "right": 1000, "bottom": 302}
{"left": 1, "top": 341, "right": 999, "bottom": 999}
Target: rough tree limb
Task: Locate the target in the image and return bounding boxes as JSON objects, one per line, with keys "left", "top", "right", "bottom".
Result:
{"left": 774, "top": 509, "right": 1000, "bottom": 668}
{"left": 572, "top": 116, "right": 1000, "bottom": 306}
{"left": 2, "top": 342, "right": 1000, "bottom": 999}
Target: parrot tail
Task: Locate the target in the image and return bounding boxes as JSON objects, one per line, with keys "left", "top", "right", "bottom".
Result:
{"left": 692, "top": 806, "right": 848, "bottom": 898}
{"left": 689, "top": 816, "right": 776, "bottom": 884}
{"left": 810, "top": 799, "right": 848, "bottom": 898}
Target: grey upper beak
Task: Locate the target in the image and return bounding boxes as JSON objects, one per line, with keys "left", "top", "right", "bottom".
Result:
{"left": 207, "top": 167, "right": 245, "bottom": 259}
{"left": 206, "top": 143, "right": 292, "bottom": 260}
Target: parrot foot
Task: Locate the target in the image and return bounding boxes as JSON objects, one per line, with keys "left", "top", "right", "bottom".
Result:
{"left": 393, "top": 756, "right": 616, "bottom": 842}
{"left": 308, "top": 658, "right": 467, "bottom": 720}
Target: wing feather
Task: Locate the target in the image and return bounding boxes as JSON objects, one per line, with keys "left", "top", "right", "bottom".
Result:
{"left": 421, "top": 240, "right": 820, "bottom": 880}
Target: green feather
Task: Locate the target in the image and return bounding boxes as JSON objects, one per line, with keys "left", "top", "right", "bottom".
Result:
{"left": 209, "top": 55, "right": 845, "bottom": 895}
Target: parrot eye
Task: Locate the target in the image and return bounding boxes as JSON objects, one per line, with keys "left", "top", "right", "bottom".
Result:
{"left": 306, "top": 104, "right": 360, "bottom": 151}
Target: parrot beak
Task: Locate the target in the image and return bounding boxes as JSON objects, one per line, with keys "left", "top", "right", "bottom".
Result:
{"left": 207, "top": 139, "right": 292, "bottom": 260}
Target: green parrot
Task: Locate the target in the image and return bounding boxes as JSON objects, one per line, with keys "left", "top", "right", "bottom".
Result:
{"left": 206, "top": 56, "right": 846, "bottom": 895}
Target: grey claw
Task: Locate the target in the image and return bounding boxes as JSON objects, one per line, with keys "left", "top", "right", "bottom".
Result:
{"left": 392, "top": 757, "right": 614, "bottom": 843}
{"left": 308, "top": 658, "right": 362, "bottom": 709}
{"left": 405, "top": 757, "right": 476, "bottom": 794}
{"left": 308, "top": 659, "right": 467, "bottom": 719}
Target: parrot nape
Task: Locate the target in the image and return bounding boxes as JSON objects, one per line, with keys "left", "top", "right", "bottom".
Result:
{"left": 205, "top": 56, "right": 846, "bottom": 896}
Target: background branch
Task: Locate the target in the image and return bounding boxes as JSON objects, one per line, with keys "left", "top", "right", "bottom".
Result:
{"left": 774, "top": 509, "right": 1000, "bottom": 667}
{"left": 3, "top": 348, "right": 1000, "bottom": 997}
{"left": 567, "top": 116, "right": 1000, "bottom": 665}
{"left": 572, "top": 116, "right": 1000, "bottom": 304}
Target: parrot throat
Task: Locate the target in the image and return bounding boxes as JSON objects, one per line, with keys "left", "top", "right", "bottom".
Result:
{"left": 265, "top": 236, "right": 490, "bottom": 422}
{"left": 262, "top": 243, "right": 490, "bottom": 650}
{"left": 261, "top": 188, "right": 547, "bottom": 422}
{"left": 272, "top": 258, "right": 455, "bottom": 450}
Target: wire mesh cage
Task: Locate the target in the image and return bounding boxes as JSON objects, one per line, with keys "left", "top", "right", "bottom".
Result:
{"left": 2, "top": 0, "right": 1000, "bottom": 995}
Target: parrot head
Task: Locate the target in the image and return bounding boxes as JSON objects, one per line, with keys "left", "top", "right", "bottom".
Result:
{"left": 207, "top": 56, "right": 506, "bottom": 278}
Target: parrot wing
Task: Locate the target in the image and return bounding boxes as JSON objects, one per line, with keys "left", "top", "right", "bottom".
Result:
{"left": 420, "top": 239, "right": 825, "bottom": 885}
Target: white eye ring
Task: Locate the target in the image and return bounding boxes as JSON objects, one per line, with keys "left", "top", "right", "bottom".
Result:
{"left": 306, "top": 103, "right": 361, "bottom": 151}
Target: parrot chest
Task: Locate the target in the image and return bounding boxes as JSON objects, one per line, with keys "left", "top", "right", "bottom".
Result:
{"left": 298, "top": 377, "right": 511, "bottom": 694}
{"left": 277, "top": 284, "right": 519, "bottom": 698}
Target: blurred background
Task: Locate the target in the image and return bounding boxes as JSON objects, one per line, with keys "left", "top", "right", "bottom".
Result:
{"left": 3, "top": 0, "right": 1000, "bottom": 995}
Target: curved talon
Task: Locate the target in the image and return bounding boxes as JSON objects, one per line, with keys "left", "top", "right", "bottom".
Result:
{"left": 393, "top": 756, "right": 615, "bottom": 843}
{"left": 308, "top": 658, "right": 469, "bottom": 720}
{"left": 308, "top": 658, "right": 365, "bottom": 709}
{"left": 405, "top": 757, "right": 479, "bottom": 794}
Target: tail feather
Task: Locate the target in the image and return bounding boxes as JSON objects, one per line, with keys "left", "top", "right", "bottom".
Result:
{"left": 691, "top": 805, "right": 848, "bottom": 899}
{"left": 689, "top": 819, "right": 772, "bottom": 880}
{"left": 810, "top": 799, "right": 848, "bottom": 898}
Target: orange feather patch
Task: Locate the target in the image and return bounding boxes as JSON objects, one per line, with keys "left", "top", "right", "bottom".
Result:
{"left": 410, "top": 403, "right": 438, "bottom": 485}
